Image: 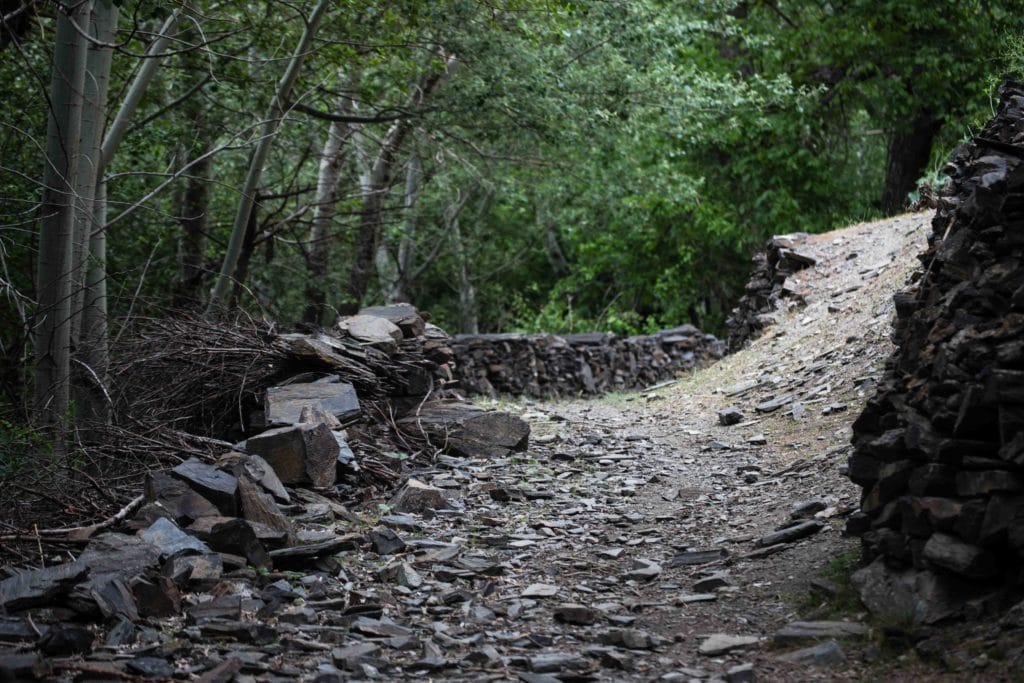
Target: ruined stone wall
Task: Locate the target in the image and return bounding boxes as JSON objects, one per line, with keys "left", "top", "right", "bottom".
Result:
{"left": 450, "top": 326, "right": 724, "bottom": 397}
{"left": 847, "top": 82, "right": 1024, "bottom": 622}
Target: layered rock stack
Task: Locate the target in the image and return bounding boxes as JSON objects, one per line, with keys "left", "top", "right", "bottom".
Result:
{"left": 450, "top": 326, "right": 724, "bottom": 397}
{"left": 847, "top": 82, "right": 1024, "bottom": 622}
{"left": 726, "top": 235, "right": 817, "bottom": 352}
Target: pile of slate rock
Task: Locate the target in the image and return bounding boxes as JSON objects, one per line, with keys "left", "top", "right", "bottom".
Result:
{"left": 847, "top": 81, "right": 1024, "bottom": 623}
{"left": 725, "top": 234, "right": 818, "bottom": 352}
{"left": 450, "top": 326, "right": 724, "bottom": 398}
{"left": 0, "top": 304, "right": 531, "bottom": 679}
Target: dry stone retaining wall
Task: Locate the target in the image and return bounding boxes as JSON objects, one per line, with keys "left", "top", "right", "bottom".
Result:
{"left": 450, "top": 326, "right": 724, "bottom": 397}
{"left": 847, "top": 81, "right": 1024, "bottom": 622}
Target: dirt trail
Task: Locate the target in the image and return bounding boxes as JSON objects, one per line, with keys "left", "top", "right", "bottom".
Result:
{"left": 5, "top": 213, "right": 956, "bottom": 682}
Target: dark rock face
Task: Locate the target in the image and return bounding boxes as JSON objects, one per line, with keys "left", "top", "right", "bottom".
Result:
{"left": 847, "top": 81, "right": 1024, "bottom": 620}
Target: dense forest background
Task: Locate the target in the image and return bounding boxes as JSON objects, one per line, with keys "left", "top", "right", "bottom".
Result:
{"left": 2, "top": 0, "right": 1024, "bottom": 426}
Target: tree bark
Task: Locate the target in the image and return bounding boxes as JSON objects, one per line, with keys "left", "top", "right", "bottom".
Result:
{"left": 303, "top": 78, "right": 357, "bottom": 325}
{"left": 376, "top": 152, "right": 422, "bottom": 303}
{"left": 444, "top": 190, "right": 478, "bottom": 334}
{"left": 72, "top": 2, "right": 117, "bottom": 426}
{"left": 34, "top": 1, "right": 91, "bottom": 429}
{"left": 342, "top": 59, "right": 453, "bottom": 314}
{"left": 881, "top": 109, "right": 941, "bottom": 215}
{"left": 206, "top": 0, "right": 332, "bottom": 314}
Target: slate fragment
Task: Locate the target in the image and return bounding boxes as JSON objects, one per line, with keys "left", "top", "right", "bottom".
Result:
{"left": 170, "top": 459, "right": 239, "bottom": 516}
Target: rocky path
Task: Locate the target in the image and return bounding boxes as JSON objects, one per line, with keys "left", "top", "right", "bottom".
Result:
{"left": 2, "top": 214, "right": 950, "bottom": 682}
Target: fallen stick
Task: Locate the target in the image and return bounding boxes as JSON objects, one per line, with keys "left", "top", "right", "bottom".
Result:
{"left": 0, "top": 494, "right": 144, "bottom": 542}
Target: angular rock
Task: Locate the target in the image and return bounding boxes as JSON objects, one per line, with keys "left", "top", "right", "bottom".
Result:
{"left": 776, "top": 640, "right": 845, "bottom": 667}
{"left": 756, "top": 520, "right": 824, "bottom": 547}
{"left": 188, "top": 518, "right": 270, "bottom": 568}
{"left": 246, "top": 422, "right": 339, "bottom": 488}
{"left": 139, "top": 517, "right": 211, "bottom": 557}
{"left": 336, "top": 315, "right": 403, "bottom": 345}
{"left": 268, "top": 535, "right": 361, "bottom": 568}
{"left": 522, "top": 583, "right": 560, "bottom": 598}
{"left": 923, "top": 532, "right": 997, "bottom": 578}
{"left": 670, "top": 548, "right": 728, "bottom": 567}
{"left": 851, "top": 557, "right": 964, "bottom": 624}
{"left": 237, "top": 474, "right": 293, "bottom": 540}
{"left": 725, "top": 663, "right": 757, "bottom": 683}
{"left": 397, "top": 402, "right": 530, "bottom": 458}
{"left": 131, "top": 576, "right": 182, "bottom": 617}
{"left": 144, "top": 471, "right": 220, "bottom": 524}
{"left": 265, "top": 381, "right": 360, "bottom": 426}
{"left": 698, "top": 634, "right": 760, "bottom": 656}
{"left": 162, "top": 553, "right": 223, "bottom": 585}
{"left": 773, "top": 621, "right": 868, "bottom": 642}
{"left": 0, "top": 562, "right": 88, "bottom": 611}
{"left": 553, "top": 603, "right": 600, "bottom": 625}
{"left": 623, "top": 558, "right": 661, "bottom": 581}
{"left": 368, "top": 527, "right": 406, "bottom": 555}
{"left": 529, "top": 652, "right": 590, "bottom": 673}
{"left": 693, "top": 571, "right": 733, "bottom": 592}
{"left": 359, "top": 304, "right": 426, "bottom": 338}
{"left": 718, "top": 407, "right": 745, "bottom": 426}
{"left": 90, "top": 577, "right": 140, "bottom": 621}
{"left": 599, "top": 628, "right": 658, "bottom": 650}
{"left": 170, "top": 459, "right": 239, "bottom": 516}
{"left": 388, "top": 479, "right": 450, "bottom": 515}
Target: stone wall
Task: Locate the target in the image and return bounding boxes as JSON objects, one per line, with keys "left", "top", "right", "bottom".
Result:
{"left": 725, "top": 234, "right": 817, "bottom": 352}
{"left": 450, "top": 326, "right": 724, "bottom": 397}
{"left": 846, "top": 82, "right": 1024, "bottom": 622}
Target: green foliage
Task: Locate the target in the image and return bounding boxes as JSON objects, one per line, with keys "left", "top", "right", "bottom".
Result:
{"left": 2, "top": 0, "right": 1023, "bottom": 405}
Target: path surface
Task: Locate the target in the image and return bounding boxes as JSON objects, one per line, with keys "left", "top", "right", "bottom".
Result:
{"left": 17, "top": 213, "right": 957, "bottom": 682}
{"left": 263, "top": 213, "right": 932, "bottom": 681}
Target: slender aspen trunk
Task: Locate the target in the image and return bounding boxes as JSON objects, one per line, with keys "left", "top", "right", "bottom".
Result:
{"left": 304, "top": 79, "right": 356, "bottom": 325}
{"left": 376, "top": 153, "right": 421, "bottom": 303}
{"left": 72, "top": 2, "right": 117, "bottom": 425}
{"left": 206, "top": 0, "right": 332, "bottom": 314}
{"left": 343, "top": 60, "right": 452, "bottom": 314}
{"left": 34, "top": 1, "right": 92, "bottom": 428}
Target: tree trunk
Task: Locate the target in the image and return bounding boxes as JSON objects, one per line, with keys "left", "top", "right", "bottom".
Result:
{"left": 172, "top": 34, "right": 212, "bottom": 309}
{"left": 72, "top": 2, "right": 117, "bottom": 426}
{"left": 230, "top": 193, "right": 261, "bottom": 309}
{"left": 303, "top": 79, "right": 356, "bottom": 325}
{"left": 376, "top": 152, "right": 422, "bottom": 303}
{"left": 206, "top": 0, "right": 332, "bottom": 314}
{"left": 34, "top": 1, "right": 91, "bottom": 429}
{"left": 881, "top": 109, "right": 941, "bottom": 215}
{"left": 444, "top": 191, "right": 478, "bottom": 334}
{"left": 342, "top": 59, "right": 453, "bottom": 314}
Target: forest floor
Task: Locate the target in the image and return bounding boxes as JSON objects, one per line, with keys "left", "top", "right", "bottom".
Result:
{"left": 15, "top": 211, "right": 1024, "bottom": 682}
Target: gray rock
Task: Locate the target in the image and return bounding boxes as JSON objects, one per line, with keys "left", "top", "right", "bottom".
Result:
{"left": 624, "top": 558, "right": 661, "bottom": 581}
{"left": 790, "top": 499, "right": 828, "bottom": 519}
{"left": 851, "top": 557, "right": 964, "bottom": 624}
{"left": 0, "top": 562, "right": 88, "bottom": 611}
{"left": 553, "top": 603, "right": 600, "bottom": 625}
{"left": 670, "top": 548, "right": 728, "bottom": 567}
{"left": 725, "top": 663, "right": 756, "bottom": 683}
{"left": 143, "top": 471, "right": 220, "bottom": 524}
{"left": 600, "top": 628, "right": 658, "bottom": 649}
{"left": 755, "top": 394, "right": 795, "bottom": 413}
{"left": 529, "top": 652, "right": 590, "bottom": 673}
{"left": 336, "top": 314, "right": 404, "bottom": 346}
{"left": 265, "top": 380, "right": 360, "bottom": 426}
{"left": 773, "top": 620, "right": 868, "bottom": 642}
{"left": 923, "top": 532, "right": 997, "bottom": 578}
{"left": 693, "top": 571, "right": 733, "bottom": 592}
{"left": 776, "top": 639, "right": 845, "bottom": 667}
{"left": 246, "top": 422, "right": 339, "bottom": 488}
{"left": 718, "top": 407, "right": 745, "bottom": 426}
{"left": 388, "top": 478, "right": 450, "bottom": 515}
{"left": 170, "top": 459, "right": 239, "bottom": 515}
{"left": 756, "top": 520, "right": 824, "bottom": 547}
{"left": 139, "top": 518, "right": 210, "bottom": 557}
{"left": 368, "top": 527, "right": 406, "bottom": 555}
{"left": 698, "top": 634, "right": 760, "bottom": 656}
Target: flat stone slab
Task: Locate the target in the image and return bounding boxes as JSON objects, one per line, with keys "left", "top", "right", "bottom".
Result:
{"left": 756, "top": 520, "right": 824, "bottom": 547}
{"left": 246, "top": 422, "right": 339, "bottom": 488}
{"left": 139, "top": 518, "right": 211, "bottom": 557}
{"left": 773, "top": 620, "right": 869, "bottom": 642}
{"left": 698, "top": 634, "right": 761, "bottom": 656}
{"left": 170, "top": 459, "right": 239, "bottom": 516}
{"left": 265, "top": 381, "right": 360, "bottom": 426}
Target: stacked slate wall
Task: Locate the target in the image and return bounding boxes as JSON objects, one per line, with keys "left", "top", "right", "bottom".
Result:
{"left": 847, "top": 82, "right": 1024, "bottom": 618}
{"left": 450, "top": 326, "right": 723, "bottom": 397}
